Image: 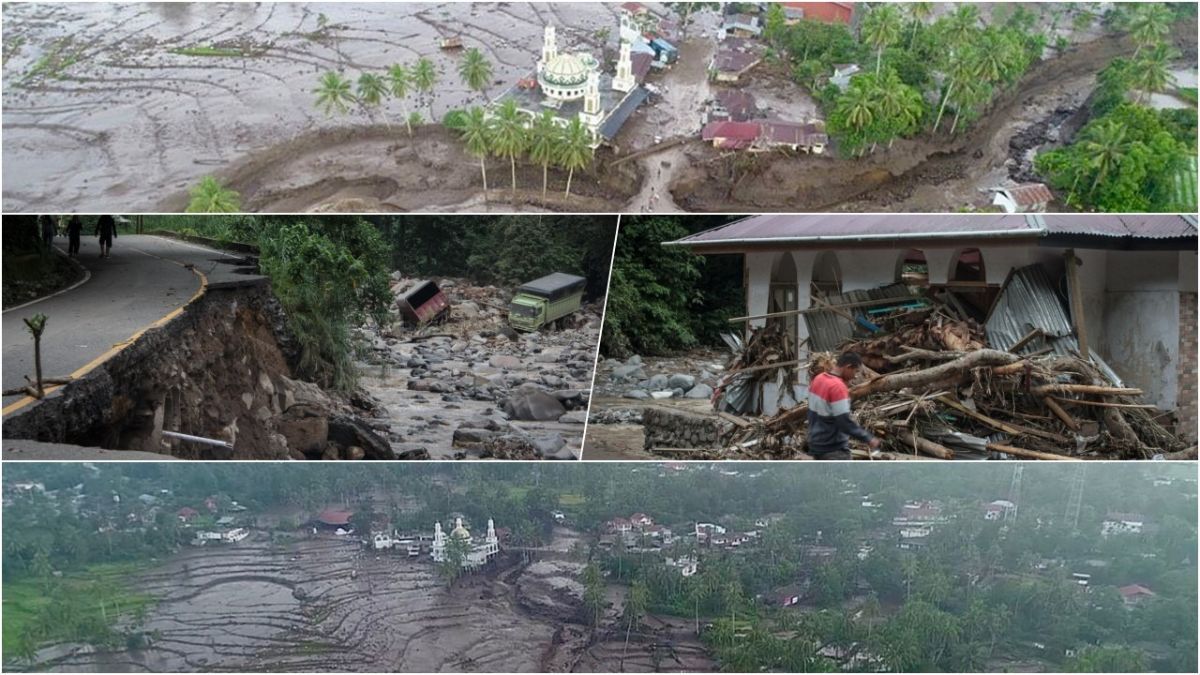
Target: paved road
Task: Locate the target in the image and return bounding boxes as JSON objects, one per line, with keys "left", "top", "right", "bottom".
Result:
{"left": 3, "top": 235, "right": 243, "bottom": 413}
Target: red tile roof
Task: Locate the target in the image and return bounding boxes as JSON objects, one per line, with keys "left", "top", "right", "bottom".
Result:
{"left": 1118, "top": 584, "right": 1155, "bottom": 599}
{"left": 317, "top": 509, "right": 354, "bottom": 526}
{"left": 702, "top": 121, "right": 762, "bottom": 149}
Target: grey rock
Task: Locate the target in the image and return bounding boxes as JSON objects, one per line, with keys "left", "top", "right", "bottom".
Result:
{"left": 558, "top": 411, "right": 589, "bottom": 424}
{"left": 647, "top": 374, "right": 669, "bottom": 389}
{"left": 668, "top": 373, "right": 696, "bottom": 390}
{"left": 612, "top": 365, "right": 645, "bottom": 380}
{"left": 624, "top": 389, "right": 650, "bottom": 400}
{"left": 503, "top": 387, "right": 567, "bottom": 421}
{"left": 686, "top": 383, "right": 715, "bottom": 399}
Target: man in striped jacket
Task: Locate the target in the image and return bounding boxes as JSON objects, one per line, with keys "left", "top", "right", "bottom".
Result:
{"left": 807, "top": 352, "right": 880, "bottom": 460}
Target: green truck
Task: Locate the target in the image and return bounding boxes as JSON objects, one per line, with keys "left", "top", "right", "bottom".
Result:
{"left": 508, "top": 272, "right": 587, "bottom": 331}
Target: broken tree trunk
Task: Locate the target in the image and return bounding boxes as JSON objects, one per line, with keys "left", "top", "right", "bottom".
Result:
{"left": 890, "top": 428, "right": 955, "bottom": 459}
{"left": 1042, "top": 397, "right": 1081, "bottom": 432}
{"left": 936, "top": 395, "right": 1070, "bottom": 445}
{"left": 1031, "top": 384, "right": 1143, "bottom": 397}
{"left": 851, "top": 349, "right": 1021, "bottom": 398}
{"left": 985, "top": 443, "right": 1081, "bottom": 461}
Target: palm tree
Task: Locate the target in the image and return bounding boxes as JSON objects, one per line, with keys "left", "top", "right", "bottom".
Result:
{"left": 1130, "top": 43, "right": 1179, "bottom": 104}
{"left": 489, "top": 98, "right": 528, "bottom": 204}
{"left": 386, "top": 63, "right": 414, "bottom": 135}
{"left": 1126, "top": 2, "right": 1173, "bottom": 57}
{"left": 942, "top": 4, "right": 980, "bottom": 48}
{"left": 834, "top": 82, "right": 875, "bottom": 153}
{"left": 459, "top": 47, "right": 493, "bottom": 103}
{"left": 932, "top": 48, "right": 979, "bottom": 134}
{"left": 1080, "top": 119, "right": 1129, "bottom": 195}
{"left": 355, "top": 72, "right": 388, "bottom": 122}
{"left": 949, "top": 78, "right": 990, "bottom": 134}
{"left": 557, "top": 118, "right": 594, "bottom": 200}
{"left": 872, "top": 71, "right": 924, "bottom": 146}
{"left": 621, "top": 580, "right": 649, "bottom": 669}
{"left": 314, "top": 70, "right": 355, "bottom": 117}
{"left": 459, "top": 106, "right": 492, "bottom": 201}
{"left": 527, "top": 110, "right": 561, "bottom": 202}
{"left": 186, "top": 176, "right": 242, "bottom": 213}
{"left": 907, "top": 2, "right": 934, "bottom": 49}
{"left": 413, "top": 57, "right": 437, "bottom": 119}
{"left": 862, "top": 4, "right": 903, "bottom": 75}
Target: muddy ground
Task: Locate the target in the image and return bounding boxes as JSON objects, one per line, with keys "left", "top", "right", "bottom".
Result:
{"left": 21, "top": 525, "right": 715, "bottom": 673}
{"left": 670, "top": 22, "right": 1197, "bottom": 212}
{"left": 1, "top": 2, "right": 636, "bottom": 213}
{"left": 583, "top": 351, "right": 727, "bottom": 461}
{"left": 355, "top": 276, "right": 601, "bottom": 460}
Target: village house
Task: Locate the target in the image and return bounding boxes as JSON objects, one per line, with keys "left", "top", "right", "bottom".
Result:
{"left": 768, "top": 583, "right": 807, "bottom": 608}
{"left": 706, "top": 89, "right": 758, "bottom": 123}
{"left": 991, "top": 183, "right": 1054, "bottom": 213}
{"left": 1118, "top": 584, "right": 1157, "bottom": 607}
{"left": 782, "top": 2, "right": 856, "bottom": 25}
{"left": 630, "top": 512, "right": 654, "bottom": 528}
{"left": 313, "top": 508, "right": 355, "bottom": 534}
{"left": 663, "top": 214, "right": 1198, "bottom": 436}
{"left": 177, "top": 506, "right": 199, "bottom": 523}
{"left": 606, "top": 516, "right": 634, "bottom": 533}
{"left": 1102, "top": 512, "right": 1147, "bottom": 536}
{"left": 984, "top": 499, "right": 1017, "bottom": 521}
{"left": 722, "top": 13, "right": 762, "bottom": 38}
{"left": 665, "top": 555, "right": 699, "bottom": 577}
{"left": 701, "top": 119, "right": 827, "bottom": 152}
{"left": 830, "top": 63, "right": 861, "bottom": 89}
{"left": 710, "top": 49, "right": 762, "bottom": 83}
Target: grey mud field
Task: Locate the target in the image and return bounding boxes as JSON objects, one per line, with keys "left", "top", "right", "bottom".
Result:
{"left": 6, "top": 3, "right": 1195, "bottom": 213}
{"left": 23, "top": 524, "right": 714, "bottom": 673}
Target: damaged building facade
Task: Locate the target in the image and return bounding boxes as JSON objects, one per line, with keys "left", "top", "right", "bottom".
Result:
{"left": 665, "top": 214, "right": 1197, "bottom": 442}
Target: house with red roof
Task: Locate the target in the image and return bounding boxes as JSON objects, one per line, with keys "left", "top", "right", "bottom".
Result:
{"left": 629, "top": 513, "right": 654, "bottom": 528}
{"left": 782, "top": 2, "right": 856, "bottom": 25}
{"left": 1118, "top": 584, "right": 1156, "bottom": 606}
{"left": 314, "top": 508, "right": 355, "bottom": 531}
{"left": 177, "top": 506, "right": 199, "bottom": 522}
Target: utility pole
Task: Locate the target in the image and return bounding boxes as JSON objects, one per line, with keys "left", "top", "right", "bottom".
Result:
{"left": 1066, "top": 464, "right": 1085, "bottom": 532}
{"left": 1007, "top": 465, "right": 1023, "bottom": 522}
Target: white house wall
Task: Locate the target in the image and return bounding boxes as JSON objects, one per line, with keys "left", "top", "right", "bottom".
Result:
{"left": 1103, "top": 251, "right": 1181, "bottom": 410}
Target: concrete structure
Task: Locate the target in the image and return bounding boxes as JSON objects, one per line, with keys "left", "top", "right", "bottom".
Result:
{"left": 665, "top": 214, "right": 1197, "bottom": 421}
{"left": 431, "top": 517, "right": 500, "bottom": 569}
{"left": 991, "top": 183, "right": 1054, "bottom": 213}
{"left": 984, "top": 499, "right": 1017, "bottom": 521}
{"left": 1118, "top": 584, "right": 1156, "bottom": 606}
{"left": 830, "top": 63, "right": 861, "bottom": 89}
{"left": 1102, "top": 513, "right": 1146, "bottom": 536}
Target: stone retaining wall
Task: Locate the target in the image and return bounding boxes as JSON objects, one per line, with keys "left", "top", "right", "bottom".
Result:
{"left": 642, "top": 405, "right": 732, "bottom": 450}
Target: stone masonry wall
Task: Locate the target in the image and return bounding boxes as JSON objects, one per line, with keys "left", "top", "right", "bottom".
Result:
{"left": 642, "top": 405, "right": 733, "bottom": 451}
{"left": 1177, "top": 292, "right": 1197, "bottom": 444}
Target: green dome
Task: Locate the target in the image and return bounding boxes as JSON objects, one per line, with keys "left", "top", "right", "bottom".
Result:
{"left": 541, "top": 53, "right": 594, "bottom": 87}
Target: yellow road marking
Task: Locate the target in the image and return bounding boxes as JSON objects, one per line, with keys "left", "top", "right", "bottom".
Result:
{"left": 2, "top": 251, "right": 209, "bottom": 417}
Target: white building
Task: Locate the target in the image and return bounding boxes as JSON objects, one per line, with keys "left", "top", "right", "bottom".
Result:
{"left": 984, "top": 500, "right": 1017, "bottom": 521}
{"left": 222, "top": 528, "right": 249, "bottom": 543}
{"left": 432, "top": 517, "right": 500, "bottom": 569}
{"left": 663, "top": 214, "right": 1197, "bottom": 432}
{"left": 666, "top": 556, "right": 699, "bottom": 577}
{"left": 1102, "top": 513, "right": 1146, "bottom": 536}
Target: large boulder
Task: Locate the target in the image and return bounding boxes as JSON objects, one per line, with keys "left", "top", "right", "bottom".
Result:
{"left": 503, "top": 386, "right": 567, "bottom": 421}
{"left": 668, "top": 373, "right": 696, "bottom": 390}
{"left": 327, "top": 414, "right": 395, "bottom": 460}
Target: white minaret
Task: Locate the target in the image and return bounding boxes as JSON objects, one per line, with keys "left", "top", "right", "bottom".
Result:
{"left": 539, "top": 25, "right": 558, "bottom": 73}
{"left": 432, "top": 521, "right": 446, "bottom": 562}
{"left": 486, "top": 518, "right": 498, "bottom": 553}
{"left": 613, "top": 41, "right": 636, "bottom": 92}
{"left": 455, "top": 516, "right": 464, "bottom": 530}
{"left": 580, "top": 70, "right": 603, "bottom": 129}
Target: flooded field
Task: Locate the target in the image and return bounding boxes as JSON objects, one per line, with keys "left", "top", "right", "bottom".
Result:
{"left": 20, "top": 525, "right": 714, "bottom": 673}
{"left": 1, "top": 2, "right": 621, "bottom": 212}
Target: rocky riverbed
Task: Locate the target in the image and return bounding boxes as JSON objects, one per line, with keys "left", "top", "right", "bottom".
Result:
{"left": 355, "top": 276, "right": 601, "bottom": 460}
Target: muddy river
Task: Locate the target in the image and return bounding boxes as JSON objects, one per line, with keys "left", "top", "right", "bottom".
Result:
{"left": 25, "top": 526, "right": 716, "bottom": 672}
{"left": 1, "top": 2, "right": 625, "bottom": 212}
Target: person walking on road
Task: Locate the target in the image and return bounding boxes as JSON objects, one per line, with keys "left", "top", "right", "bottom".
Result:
{"left": 39, "top": 215, "right": 56, "bottom": 248}
{"left": 66, "top": 215, "right": 84, "bottom": 258}
{"left": 95, "top": 214, "right": 117, "bottom": 258}
{"left": 806, "top": 351, "right": 881, "bottom": 460}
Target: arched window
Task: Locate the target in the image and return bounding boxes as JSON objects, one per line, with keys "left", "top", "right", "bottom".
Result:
{"left": 769, "top": 253, "right": 798, "bottom": 340}
{"left": 897, "top": 249, "right": 929, "bottom": 287}
{"left": 950, "top": 248, "right": 986, "bottom": 283}
{"left": 811, "top": 251, "right": 842, "bottom": 297}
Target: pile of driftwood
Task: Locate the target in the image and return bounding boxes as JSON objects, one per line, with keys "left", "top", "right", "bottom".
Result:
{"left": 726, "top": 347, "right": 1187, "bottom": 460}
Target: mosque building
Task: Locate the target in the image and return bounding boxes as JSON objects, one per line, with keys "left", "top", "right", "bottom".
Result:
{"left": 431, "top": 516, "right": 500, "bottom": 569}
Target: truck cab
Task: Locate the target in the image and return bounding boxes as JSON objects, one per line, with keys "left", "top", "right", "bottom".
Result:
{"left": 508, "top": 272, "right": 586, "bottom": 332}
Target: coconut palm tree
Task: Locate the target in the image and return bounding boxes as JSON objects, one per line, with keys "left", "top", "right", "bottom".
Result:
{"left": 1129, "top": 43, "right": 1179, "bottom": 104}
{"left": 557, "top": 118, "right": 594, "bottom": 200}
{"left": 932, "top": 48, "right": 979, "bottom": 134}
{"left": 1080, "top": 118, "right": 1129, "bottom": 195}
{"left": 949, "top": 78, "right": 990, "bottom": 134}
{"left": 459, "top": 106, "right": 492, "bottom": 201}
{"left": 907, "top": 2, "right": 934, "bottom": 49}
{"left": 942, "top": 4, "right": 980, "bottom": 48}
{"left": 186, "top": 176, "right": 242, "bottom": 213}
{"left": 355, "top": 72, "right": 388, "bottom": 122}
{"left": 489, "top": 98, "right": 528, "bottom": 205}
{"left": 872, "top": 71, "right": 924, "bottom": 146}
{"left": 834, "top": 82, "right": 875, "bottom": 153}
{"left": 862, "top": 4, "right": 903, "bottom": 75}
{"left": 527, "top": 109, "right": 561, "bottom": 202}
{"left": 620, "top": 580, "right": 648, "bottom": 669}
{"left": 459, "top": 47, "right": 493, "bottom": 103}
{"left": 1126, "top": 2, "right": 1173, "bottom": 57}
{"left": 386, "top": 63, "right": 414, "bottom": 135}
{"left": 314, "top": 70, "right": 355, "bottom": 117}
{"left": 413, "top": 57, "right": 437, "bottom": 119}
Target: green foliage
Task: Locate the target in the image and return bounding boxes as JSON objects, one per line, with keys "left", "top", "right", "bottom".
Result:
{"left": 313, "top": 70, "right": 355, "bottom": 117}
{"left": 256, "top": 220, "right": 392, "bottom": 390}
{"left": 458, "top": 47, "right": 493, "bottom": 102}
{"left": 442, "top": 108, "right": 468, "bottom": 130}
{"left": 171, "top": 45, "right": 247, "bottom": 57}
{"left": 185, "top": 175, "right": 242, "bottom": 213}
{"left": 1066, "top": 645, "right": 1149, "bottom": 672}
{"left": 1035, "top": 103, "right": 1196, "bottom": 212}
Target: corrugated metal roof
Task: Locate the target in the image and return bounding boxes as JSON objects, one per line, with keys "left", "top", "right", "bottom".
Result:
{"left": 667, "top": 214, "right": 1197, "bottom": 247}
{"left": 984, "top": 264, "right": 1123, "bottom": 385}
{"left": 670, "top": 214, "right": 1039, "bottom": 246}
{"left": 1040, "top": 214, "right": 1197, "bottom": 239}
{"left": 599, "top": 86, "right": 649, "bottom": 140}
{"left": 804, "top": 284, "right": 915, "bottom": 351}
